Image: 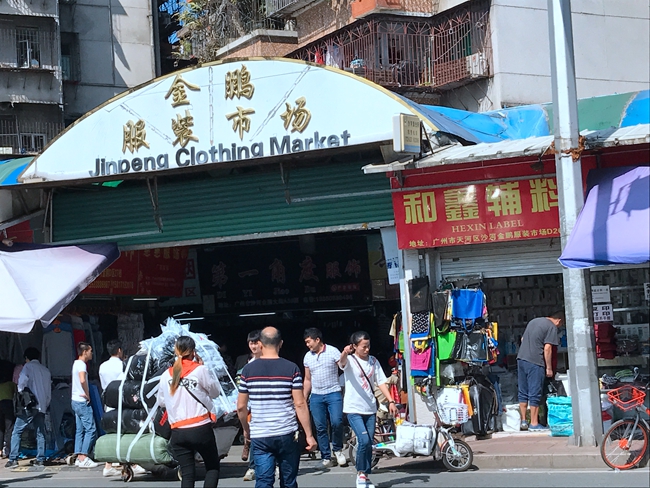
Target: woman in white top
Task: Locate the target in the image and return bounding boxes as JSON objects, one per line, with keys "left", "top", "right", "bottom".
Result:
{"left": 158, "top": 336, "right": 221, "bottom": 488}
{"left": 340, "top": 331, "right": 398, "bottom": 488}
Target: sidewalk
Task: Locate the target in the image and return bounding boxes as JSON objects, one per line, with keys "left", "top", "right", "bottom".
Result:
{"left": 464, "top": 431, "right": 603, "bottom": 469}
{"left": 223, "top": 431, "right": 604, "bottom": 471}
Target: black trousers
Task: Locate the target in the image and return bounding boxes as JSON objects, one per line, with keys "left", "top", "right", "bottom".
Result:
{"left": 0, "top": 400, "right": 14, "bottom": 454}
{"left": 170, "top": 423, "right": 220, "bottom": 488}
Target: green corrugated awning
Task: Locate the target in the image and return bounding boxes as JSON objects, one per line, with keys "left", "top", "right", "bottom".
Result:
{"left": 52, "top": 160, "right": 394, "bottom": 248}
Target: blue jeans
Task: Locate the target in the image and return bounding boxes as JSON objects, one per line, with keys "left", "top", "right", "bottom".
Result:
{"left": 347, "top": 413, "right": 375, "bottom": 475}
{"left": 251, "top": 432, "right": 300, "bottom": 488}
{"left": 71, "top": 400, "right": 96, "bottom": 456}
{"left": 309, "top": 391, "right": 343, "bottom": 459}
{"left": 10, "top": 412, "right": 46, "bottom": 461}
{"left": 517, "top": 359, "right": 545, "bottom": 407}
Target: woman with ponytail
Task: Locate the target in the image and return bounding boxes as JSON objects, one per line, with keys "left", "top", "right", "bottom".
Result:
{"left": 158, "top": 336, "right": 221, "bottom": 488}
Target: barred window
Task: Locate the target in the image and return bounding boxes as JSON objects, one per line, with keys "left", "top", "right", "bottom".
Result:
{"left": 16, "top": 27, "right": 40, "bottom": 68}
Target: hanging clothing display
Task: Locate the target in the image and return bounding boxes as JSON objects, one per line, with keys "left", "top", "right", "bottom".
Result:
{"left": 41, "top": 322, "right": 76, "bottom": 378}
{"left": 117, "top": 313, "right": 145, "bottom": 358}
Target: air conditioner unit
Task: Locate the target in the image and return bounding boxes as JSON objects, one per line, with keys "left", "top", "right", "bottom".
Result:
{"left": 466, "top": 53, "right": 488, "bottom": 78}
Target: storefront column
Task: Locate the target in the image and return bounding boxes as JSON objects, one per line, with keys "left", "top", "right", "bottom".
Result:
{"left": 399, "top": 248, "right": 426, "bottom": 422}
{"left": 549, "top": 0, "right": 602, "bottom": 446}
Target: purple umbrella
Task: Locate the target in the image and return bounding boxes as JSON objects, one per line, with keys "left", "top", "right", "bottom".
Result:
{"left": 0, "top": 242, "right": 119, "bottom": 332}
{"left": 559, "top": 166, "right": 650, "bottom": 268}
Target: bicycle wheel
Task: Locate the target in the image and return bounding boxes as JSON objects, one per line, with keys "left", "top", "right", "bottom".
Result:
{"left": 600, "top": 419, "right": 649, "bottom": 470}
{"left": 441, "top": 439, "right": 473, "bottom": 472}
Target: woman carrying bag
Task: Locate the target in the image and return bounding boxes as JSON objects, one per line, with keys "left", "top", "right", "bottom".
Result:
{"left": 340, "top": 331, "right": 398, "bottom": 488}
{"left": 158, "top": 337, "right": 222, "bottom": 488}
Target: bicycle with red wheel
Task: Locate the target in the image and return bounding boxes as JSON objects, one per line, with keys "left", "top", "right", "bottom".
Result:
{"left": 600, "top": 379, "right": 650, "bottom": 470}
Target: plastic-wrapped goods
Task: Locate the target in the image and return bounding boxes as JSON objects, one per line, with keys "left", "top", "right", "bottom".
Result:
{"left": 139, "top": 318, "right": 237, "bottom": 418}
{"left": 126, "top": 354, "right": 149, "bottom": 381}
{"left": 103, "top": 380, "right": 144, "bottom": 409}
{"left": 94, "top": 433, "right": 173, "bottom": 464}
{"left": 101, "top": 408, "right": 149, "bottom": 434}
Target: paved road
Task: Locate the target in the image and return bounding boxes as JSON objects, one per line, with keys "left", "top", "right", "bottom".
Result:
{"left": 1, "top": 458, "right": 648, "bottom": 488}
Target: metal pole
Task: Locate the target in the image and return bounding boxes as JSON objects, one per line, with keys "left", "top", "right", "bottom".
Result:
{"left": 547, "top": 0, "right": 603, "bottom": 447}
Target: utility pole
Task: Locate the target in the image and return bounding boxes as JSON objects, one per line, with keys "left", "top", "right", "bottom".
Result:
{"left": 547, "top": 0, "right": 602, "bottom": 446}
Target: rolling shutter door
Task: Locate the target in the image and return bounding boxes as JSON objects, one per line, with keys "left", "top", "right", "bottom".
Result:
{"left": 439, "top": 239, "right": 563, "bottom": 278}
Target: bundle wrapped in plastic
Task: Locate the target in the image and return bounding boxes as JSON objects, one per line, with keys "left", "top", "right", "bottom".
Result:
{"left": 139, "top": 317, "right": 237, "bottom": 419}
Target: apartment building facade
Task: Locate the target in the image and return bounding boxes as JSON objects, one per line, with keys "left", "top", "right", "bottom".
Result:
{"left": 200, "top": 0, "right": 649, "bottom": 110}
{"left": 0, "top": 0, "right": 156, "bottom": 156}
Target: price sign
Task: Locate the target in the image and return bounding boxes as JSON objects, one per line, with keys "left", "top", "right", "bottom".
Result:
{"left": 591, "top": 285, "right": 611, "bottom": 303}
{"left": 593, "top": 303, "right": 614, "bottom": 322}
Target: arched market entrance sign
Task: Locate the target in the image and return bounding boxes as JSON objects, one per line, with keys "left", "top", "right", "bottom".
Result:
{"left": 20, "top": 58, "right": 441, "bottom": 183}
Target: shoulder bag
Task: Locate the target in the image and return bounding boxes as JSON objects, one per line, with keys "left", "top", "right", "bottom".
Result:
{"left": 350, "top": 355, "right": 380, "bottom": 409}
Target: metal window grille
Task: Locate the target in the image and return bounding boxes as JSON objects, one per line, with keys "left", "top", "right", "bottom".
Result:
{"left": 0, "top": 117, "right": 63, "bottom": 154}
{"left": 16, "top": 27, "right": 40, "bottom": 68}
{"left": 287, "top": 1, "right": 491, "bottom": 91}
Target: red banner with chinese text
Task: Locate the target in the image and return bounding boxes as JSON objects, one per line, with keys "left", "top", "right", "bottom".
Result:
{"left": 82, "top": 247, "right": 188, "bottom": 296}
{"left": 392, "top": 178, "right": 560, "bottom": 249}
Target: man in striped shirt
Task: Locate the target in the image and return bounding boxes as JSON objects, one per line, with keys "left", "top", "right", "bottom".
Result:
{"left": 237, "top": 327, "right": 317, "bottom": 488}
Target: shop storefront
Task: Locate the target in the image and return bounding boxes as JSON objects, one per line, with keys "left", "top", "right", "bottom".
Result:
{"left": 367, "top": 126, "right": 650, "bottom": 428}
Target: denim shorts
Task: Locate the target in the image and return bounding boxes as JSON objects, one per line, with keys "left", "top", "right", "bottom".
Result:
{"left": 517, "top": 359, "right": 545, "bottom": 407}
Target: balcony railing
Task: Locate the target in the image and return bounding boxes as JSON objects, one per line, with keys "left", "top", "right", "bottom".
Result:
{"left": 266, "top": 0, "right": 319, "bottom": 18}
{"left": 0, "top": 26, "right": 59, "bottom": 71}
{"left": 0, "top": 119, "right": 63, "bottom": 155}
{"left": 288, "top": 1, "right": 491, "bottom": 92}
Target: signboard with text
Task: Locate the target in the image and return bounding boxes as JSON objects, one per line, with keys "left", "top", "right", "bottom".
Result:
{"left": 21, "top": 59, "right": 437, "bottom": 183}
{"left": 197, "top": 236, "right": 371, "bottom": 312}
{"left": 392, "top": 178, "right": 560, "bottom": 249}
{"left": 83, "top": 247, "right": 188, "bottom": 296}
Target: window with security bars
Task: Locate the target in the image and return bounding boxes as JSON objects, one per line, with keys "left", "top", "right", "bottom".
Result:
{"left": 20, "top": 133, "right": 46, "bottom": 153}
{"left": 16, "top": 27, "right": 40, "bottom": 68}
{"left": 0, "top": 116, "right": 19, "bottom": 153}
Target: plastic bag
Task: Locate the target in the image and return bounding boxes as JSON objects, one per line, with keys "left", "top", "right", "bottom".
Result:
{"left": 453, "top": 332, "right": 489, "bottom": 362}
{"left": 547, "top": 396, "right": 573, "bottom": 437}
{"left": 126, "top": 354, "right": 149, "bottom": 381}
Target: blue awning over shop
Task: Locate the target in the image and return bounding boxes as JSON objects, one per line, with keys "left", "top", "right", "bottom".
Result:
{"left": 0, "top": 157, "right": 33, "bottom": 186}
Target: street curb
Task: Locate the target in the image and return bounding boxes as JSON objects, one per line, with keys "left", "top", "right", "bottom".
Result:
{"left": 472, "top": 453, "right": 605, "bottom": 470}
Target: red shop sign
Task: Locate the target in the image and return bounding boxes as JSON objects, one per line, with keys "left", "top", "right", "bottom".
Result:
{"left": 392, "top": 178, "right": 560, "bottom": 249}
{"left": 83, "top": 247, "right": 188, "bottom": 296}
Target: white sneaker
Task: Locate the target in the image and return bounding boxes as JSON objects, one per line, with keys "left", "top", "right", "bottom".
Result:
{"left": 77, "top": 457, "right": 99, "bottom": 468}
{"left": 103, "top": 467, "right": 120, "bottom": 477}
{"left": 322, "top": 458, "right": 334, "bottom": 468}
{"left": 334, "top": 450, "right": 347, "bottom": 466}
{"left": 243, "top": 468, "right": 255, "bottom": 481}
{"left": 131, "top": 464, "right": 146, "bottom": 475}
{"left": 356, "top": 473, "right": 375, "bottom": 488}
{"left": 74, "top": 457, "right": 81, "bottom": 466}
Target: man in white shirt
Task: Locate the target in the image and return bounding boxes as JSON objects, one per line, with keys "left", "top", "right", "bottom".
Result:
{"left": 98, "top": 340, "right": 124, "bottom": 477}
{"left": 71, "top": 342, "right": 98, "bottom": 468}
{"left": 5, "top": 348, "right": 51, "bottom": 468}
{"left": 303, "top": 328, "right": 346, "bottom": 468}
